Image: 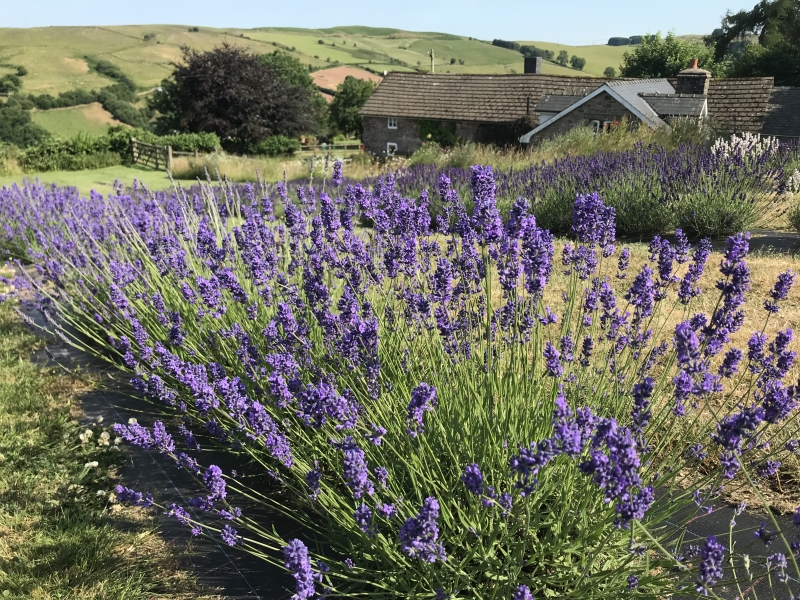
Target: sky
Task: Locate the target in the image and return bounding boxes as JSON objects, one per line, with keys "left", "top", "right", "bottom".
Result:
{"left": 2, "top": 0, "right": 751, "bottom": 46}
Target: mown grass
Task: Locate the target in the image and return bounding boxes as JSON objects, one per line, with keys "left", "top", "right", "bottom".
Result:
{"left": 0, "top": 299, "right": 218, "bottom": 599}
{"left": 0, "top": 165, "right": 196, "bottom": 196}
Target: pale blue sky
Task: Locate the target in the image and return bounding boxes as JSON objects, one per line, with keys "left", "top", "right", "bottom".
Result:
{"left": 3, "top": 0, "right": 751, "bottom": 46}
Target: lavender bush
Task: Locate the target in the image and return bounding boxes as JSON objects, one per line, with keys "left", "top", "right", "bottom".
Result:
{"left": 2, "top": 162, "right": 800, "bottom": 598}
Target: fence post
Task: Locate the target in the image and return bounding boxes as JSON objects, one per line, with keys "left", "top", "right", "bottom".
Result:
{"left": 131, "top": 138, "right": 138, "bottom": 165}
{"left": 166, "top": 146, "right": 173, "bottom": 172}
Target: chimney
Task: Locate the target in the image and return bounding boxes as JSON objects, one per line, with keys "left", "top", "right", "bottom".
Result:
{"left": 675, "top": 58, "right": 711, "bottom": 95}
{"left": 524, "top": 56, "right": 542, "bottom": 74}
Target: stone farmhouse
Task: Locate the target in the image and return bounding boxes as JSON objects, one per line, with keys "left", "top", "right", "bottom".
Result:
{"left": 359, "top": 57, "right": 800, "bottom": 156}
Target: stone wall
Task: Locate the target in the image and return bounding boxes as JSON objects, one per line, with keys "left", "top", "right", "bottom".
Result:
{"left": 530, "top": 91, "right": 638, "bottom": 141}
{"left": 362, "top": 116, "right": 421, "bottom": 156}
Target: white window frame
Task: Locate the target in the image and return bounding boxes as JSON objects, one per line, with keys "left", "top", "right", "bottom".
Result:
{"left": 387, "top": 117, "right": 398, "bottom": 130}
{"left": 386, "top": 142, "right": 398, "bottom": 156}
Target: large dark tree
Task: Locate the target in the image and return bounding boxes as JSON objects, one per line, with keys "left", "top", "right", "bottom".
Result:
{"left": 260, "top": 50, "right": 327, "bottom": 129}
{"left": 150, "top": 44, "right": 318, "bottom": 150}
{"left": 709, "top": 0, "right": 800, "bottom": 85}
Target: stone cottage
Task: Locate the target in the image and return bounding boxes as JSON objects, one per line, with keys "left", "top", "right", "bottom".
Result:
{"left": 359, "top": 58, "right": 800, "bottom": 155}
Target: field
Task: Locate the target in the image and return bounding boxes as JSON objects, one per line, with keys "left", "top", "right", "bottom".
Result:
{"left": 518, "top": 40, "right": 634, "bottom": 77}
{"left": 30, "top": 102, "right": 124, "bottom": 138}
{"left": 0, "top": 24, "right": 601, "bottom": 99}
{"left": 0, "top": 165, "right": 195, "bottom": 195}
{"left": 310, "top": 65, "right": 383, "bottom": 90}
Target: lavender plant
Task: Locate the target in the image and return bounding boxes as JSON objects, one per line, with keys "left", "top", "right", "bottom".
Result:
{"left": 2, "top": 163, "right": 800, "bottom": 598}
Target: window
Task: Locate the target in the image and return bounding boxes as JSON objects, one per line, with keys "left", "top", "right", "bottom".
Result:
{"left": 602, "top": 120, "right": 619, "bottom": 133}
{"left": 387, "top": 117, "right": 398, "bottom": 129}
{"left": 386, "top": 142, "right": 398, "bottom": 156}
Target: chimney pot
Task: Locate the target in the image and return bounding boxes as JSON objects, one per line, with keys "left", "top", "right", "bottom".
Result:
{"left": 690, "top": 58, "right": 699, "bottom": 69}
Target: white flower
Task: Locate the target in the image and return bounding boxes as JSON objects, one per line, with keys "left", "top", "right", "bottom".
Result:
{"left": 79, "top": 429, "right": 94, "bottom": 443}
{"left": 84, "top": 461, "right": 99, "bottom": 469}
{"left": 96, "top": 489, "right": 107, "bottom": 496}
{"left": 95, "top": 415, "right": 104, "bottom": 424}
{"left": 128, "top": 418, "right": 138, "bottom": 425}
{"left": 114, "top": 437, "right": 122, "bottom": 445}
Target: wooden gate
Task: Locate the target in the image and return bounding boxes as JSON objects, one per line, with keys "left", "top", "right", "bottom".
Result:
{"left": 131, "top": 138, "right": 173, "bottom": 171}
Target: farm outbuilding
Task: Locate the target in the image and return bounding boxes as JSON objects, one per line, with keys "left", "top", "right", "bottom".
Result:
{"left": 359, "top": 59, "right": 800, "bottom": 156}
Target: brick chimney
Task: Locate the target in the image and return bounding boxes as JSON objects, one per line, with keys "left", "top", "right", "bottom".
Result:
{"left": 524, "top": 56, "right": 543, "bottom": 74}
{"left": 675, "top": 58, "right": 711, "bottom": 95}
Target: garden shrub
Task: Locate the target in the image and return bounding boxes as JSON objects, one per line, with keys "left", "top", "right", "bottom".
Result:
{"left": 250, "top": 135, "right": 301, "bottom": 156}
{"left": 20, "top": 135, "right": 121, "bottom": 172}
{"left": 3, "top": 163, "right": 800, "bottom": 598}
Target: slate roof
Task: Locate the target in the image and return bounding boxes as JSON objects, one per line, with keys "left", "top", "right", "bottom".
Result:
{"left": 762, "top": 87, "right": 800, "bottom": 138}
{"left": 606, "top": 79, "right": 674, "bottom": 128}
{"left": 639, "top": 93, "right": 707, "bottom": 117}
{"left": 669, "top": 77, "right": 774, "bottom": 133}
{"left": 361, "top": 72, "right": 779, "bottom": 134}
{"left": 536, "top": 94, "right": 585, "bottom": 113}
{"left": 360, "top": 72, "right": 607, "bottom": 123}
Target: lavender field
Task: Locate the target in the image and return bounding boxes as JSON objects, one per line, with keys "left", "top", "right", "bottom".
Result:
{"left": 3, "top": 139, "right": 800, "bottom": 598}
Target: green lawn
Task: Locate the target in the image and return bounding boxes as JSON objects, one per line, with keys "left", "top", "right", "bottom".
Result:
{"left": 0, "top": 165, "right": 196, "bottom": 196}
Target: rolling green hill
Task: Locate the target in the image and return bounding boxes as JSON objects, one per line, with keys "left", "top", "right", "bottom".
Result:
{"left": 0, "top": 24, "right": 591, "bottom": 98}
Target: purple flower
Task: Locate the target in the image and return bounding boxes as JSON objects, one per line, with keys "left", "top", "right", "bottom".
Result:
{"left": 355, "top": 503, "right": 376, "bottom": 537}
{"left": 220, "top": 524, "right": 239, "bottom": 546}
{"left": 115, "top": 485, "right": 153, "bottom": 507}
{"left": 202, "top": 465, "right": 226, "bottom": 501}
{"left": 631, "top": 377, "right": 654, "bottom": 437}
{"left": 374, "top": 466, "right": 389, "bottom": 488}
{"left": 627, "top": 574, "right": 639, "bottom": 590}
{"left": 513, "top": 584, "right": 533, "bottom": 600}
{"left": 462, "top": 463, "right": 484, "bottom": 495}
{"left": 543, "top": 342, "right": 562, "bottom": 378}
{"left": 718, "top": 348, "right": 743, "bottom": 378}
{"left": 764, "top": 270, "right": 795, "bottom": 313}
{"left": 365, "top": 423, "right": 387, "bottom": 446}
{"left": 283, "top": 539, "right": 316, "bottom": 599}
{"left": 337, "top": 437, "right": 374, "bottom": 499}
{"left": 469, "top": 165, "right": 503, "bottom": 244}
{"left": 572, "top": 192, "right": 616, "bottom": 252}
{"left": 696, "top": 536, "right": 725, "bottom": 596}
{"left": 678, "top": 238, "right": 712, "bottom": 304}
{"left": 406, "top": 383, "right": 438, "bottom": 438}
{"left": 331, "top": 159, "right": 343, "bottom": 186}
{"left": 625, "top": 266, "right": 656, "bottom": 324}
{"left": 617, "top": 247, "right": 630, "bottom": 279}
{"left": 306, "top": 462, "right": 322, "bottom": 500}
{"left": 399, "top": 497, "right": 446, "bottom": 562}
{"left": 520, "top": 215, "right": 554, "bottom": 298}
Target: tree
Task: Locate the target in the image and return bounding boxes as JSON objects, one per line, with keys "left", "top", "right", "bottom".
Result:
{"left": 570, "top": 55, "right": 587, "bottom": 70}
{"left": 329, "top": 76, "right": 377, "bottom": 137}
{"left": 557, "top": 50, "right": 569, "bottom": 66}
{"left": 619, "top": 32, "right": 724, "bottom": 78}
{"left": 260, "top": 50, "right": 327, "bottom": 128}
{"left": 149, "top": 44, "right": 319, "bottom": 151}
{"left": 604, "top": 66, "right": 617, "bottom": 77}
{"left": 709, "top": 0, "right": 800, "bottom": 85}
{"left": 0, "top": 105, "right": 50, "bottom": 147}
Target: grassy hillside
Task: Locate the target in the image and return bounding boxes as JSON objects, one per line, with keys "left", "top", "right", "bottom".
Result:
{"left": 0, "top": 24, "right": 589, "bottom": 97}
{"left": 518, "top": 41, "right": 632, "bottom": 77}
{"left": 31, "top": 103, "right": 124, "bottom": 137}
